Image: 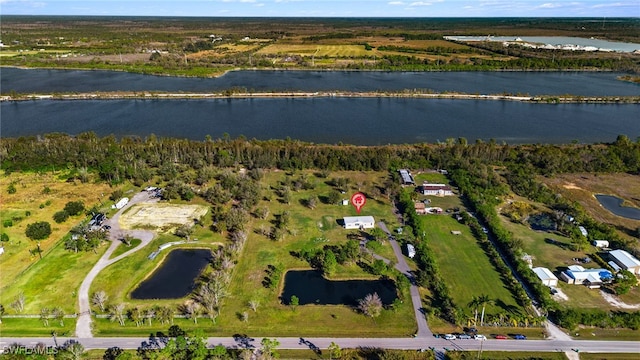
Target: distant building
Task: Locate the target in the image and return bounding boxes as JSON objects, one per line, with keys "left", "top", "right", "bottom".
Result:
{"left": 341, "top": 199, "right": 349, "bottom": 206}
{"left": 560, "top": 265, "right": 613, "bottom": 288}
{"left": 592, "top": 240, "right": 609, "bottom": 248}
{"left": 609, "top": 249, "right": 640, "bottom": 275}
{"left": 398, "top": 169, "right": 415, "bottom": 185}
{"left": 533, "top": 267, "right": 558, "bottom": 287}
{"left": 343, "top": 216, "right": 375, "bottom": 230}
{"left": 406, "top": 243, "right": 416, "bottom": 258}
{"left": 421, "top": 182, "right": 453, "bottom": 196}
{"left": 415, "top": 202, "right": 427, "bottom": 215}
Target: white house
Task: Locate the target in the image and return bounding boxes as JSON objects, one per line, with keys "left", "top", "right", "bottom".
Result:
{"left": 421, "top": 182, "right": 453, "bottom": 196}
{"left": 560, "top": 265, "right": 613, "bottom": 288}
{"left": 592, "top": 240, "right": 610, "bottom": 248}
{"left": 406, "top": 243, "right": 416, "bottom": 258}
{"left": 0, "top": 246, "right": 4, "bottom": 256}
{"left": 609, "top": 249, "right": 640, "bottom": 275}
{"left": 113, "top": 197, "right": 129, "bottom": 210}
{"left": 343, "top": 216, "right": 375, "bottom": 230}
{"left": 533, "top": 267, "right": 558, "bottom": 287}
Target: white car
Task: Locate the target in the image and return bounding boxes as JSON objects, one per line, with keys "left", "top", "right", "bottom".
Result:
{"left": 444, "top": 334, "right": 456, "bottom": 340}
{"left": 474, "top": 334, "right": 487, "bottom": 340}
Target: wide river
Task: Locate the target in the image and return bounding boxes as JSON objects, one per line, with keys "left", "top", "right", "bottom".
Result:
{"left": 1, "top": 69, "right": 638, "bottom": 145}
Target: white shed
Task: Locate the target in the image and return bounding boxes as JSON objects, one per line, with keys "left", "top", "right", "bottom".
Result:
{"left": 592, "top": 240, "right": 609, "bottom": 248}
{"left": 343, "top": 216, "right": 375, "bottom": 230}
{"left": 533, "top": 267, "right": 558, "bottom": 287}
{"left": 578, "top": 226, "right": 588, "bottom": 237}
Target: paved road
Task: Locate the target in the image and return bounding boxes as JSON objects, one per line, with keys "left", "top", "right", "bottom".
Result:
{"left": 377, "top": 221, "right": 432, "bottom": 338}
{"left": 2, "top": 336, "right": 639, "bottom": 354}
{"left": 75, "top": 192, "right": 157, "bottom": 338}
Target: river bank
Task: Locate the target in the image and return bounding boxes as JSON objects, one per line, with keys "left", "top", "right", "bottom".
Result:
{"left": 2, "top": 91, "right": 639, "bottom": 104}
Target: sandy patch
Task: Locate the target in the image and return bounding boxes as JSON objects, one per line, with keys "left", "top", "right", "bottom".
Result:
{"left": 600, "top": 291, "right": 640, "bottom": 309}
{"left": 562, "top": 182, "right": 583, "bottom": 190}
{"left": 119, "top": 202, "right": 208, "bottom": 232}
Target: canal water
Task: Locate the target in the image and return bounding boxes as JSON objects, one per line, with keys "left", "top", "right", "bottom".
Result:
{"left": 130, "top": 249, "right": 211, "bottom": 300}
{"left": 280, "top": 270, "right": 397, "bottom": 306}
{"left": 2, "top": 98, "right": 638, "bottom": 145}
{"left": 2, "top": 68, "right": 639, "bottom": 96}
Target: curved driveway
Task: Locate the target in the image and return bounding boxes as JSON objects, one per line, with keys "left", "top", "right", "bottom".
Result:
{"left": 75, "top": 192, "right": 157, "bottom": 338}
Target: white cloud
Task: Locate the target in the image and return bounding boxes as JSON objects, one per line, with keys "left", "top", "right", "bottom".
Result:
{"left": 538, "top": 3, "right": 562, "bottom": 9}
{"left": 591, "top": 2, "right": 636, "bottom": 8}
{"left": 388, "top": 1, "right": 405, "bottom": 5}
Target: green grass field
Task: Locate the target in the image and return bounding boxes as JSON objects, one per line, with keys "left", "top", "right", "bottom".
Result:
{"left": 0, "top": 317, "right": 75, "bottom": 337}
{"left": 420, "top": 210, "right": 524, "bottom": 320}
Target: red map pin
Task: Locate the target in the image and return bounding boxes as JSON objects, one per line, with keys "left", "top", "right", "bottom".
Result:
{"left": 350, "top": 192, "right": 367, "bottom": 214}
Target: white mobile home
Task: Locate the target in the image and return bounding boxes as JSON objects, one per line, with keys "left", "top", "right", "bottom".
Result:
{"left": 114, "top": 197, "right": 129, "bottom": 210}
{"left": 343, "top": 216, "right": 375, "bottom": 230}
{"left": 592, "top": 240, "right": 609, "bottom": 248}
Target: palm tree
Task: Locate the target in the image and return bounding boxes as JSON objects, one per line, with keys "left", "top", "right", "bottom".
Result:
{"left": 477, "top": 294, "right": 494, "bottom": 326}
{"left": 467, "top": 296, "right": 480, "bottom": 325}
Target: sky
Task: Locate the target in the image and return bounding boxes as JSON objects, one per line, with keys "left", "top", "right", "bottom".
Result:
{"left": 0, "top": 0, "right": 638, "bottom": 17}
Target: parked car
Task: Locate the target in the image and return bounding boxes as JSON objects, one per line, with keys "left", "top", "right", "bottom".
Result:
{"left": 495, "top": 335, "right": 508, "bottom": 340}
{"left": 514, "top": 334, "right": 527, "bottom": 340}
{"left": 444, "top": 334, "right": 456, "bottom": 340}
{"left": 474, "top": 334, "right": 487, "bottom": 340}
{"left": 457, "top": 334, "right": 471, "bottom": 339}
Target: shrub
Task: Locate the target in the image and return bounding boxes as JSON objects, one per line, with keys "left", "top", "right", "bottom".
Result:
{"left": 1, "top": 233, "right": 9, "bottom": 242}
{"left": 25, "top": 221, "right": 52, "bottom": 241}
{"left": 64, "top": 201, "right": 85, "bottom": 216}
{"left": 53, "top": 210, "right": 70, "bottom": 223}
{"left": 3, "top": 220, "right": 13, "bottom": 228}
{"left": 7, "top": 183, "right": 16, "bottom": 194}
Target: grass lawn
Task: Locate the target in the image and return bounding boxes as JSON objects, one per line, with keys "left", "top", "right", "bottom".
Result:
{"left": 109, "top": 238, "right": 142, "bottom": 259}
{"left": 0, "top": 317, "right": 75, "bottom": 337}
{"left": 579, "top": 354, "right": 640, "bottom": 360}
{"left": 1, "top": 238, "right": 108, "bottom": 315}
{"left": 496, "top": 207, "right": 588, "bottom": 271}
{"left": 420, "top": 214, "right": 524, "bottom": 319}
{"left": 572, "top": 327, "right": 640, "bottom": 341}
{"left": 256, "top": 44, "right": 374, "bottom": 57}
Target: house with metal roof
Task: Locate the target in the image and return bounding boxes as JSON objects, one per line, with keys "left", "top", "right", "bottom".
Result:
{"left": 533, "top": 267, "right": 558, "bottom": 287}
{"left": 343, "top": 216, "right": 375, "bottom": 230}
{"left": 398, "top": 169, "right": 415, "bottom": 185}
{"left": 609, "top": 249, "right": 640, "bottom": 275}
{"left": 560, "top": 265, "right": 613, "bottom": 288}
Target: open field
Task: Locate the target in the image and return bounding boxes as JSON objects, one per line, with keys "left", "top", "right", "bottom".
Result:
{"left": 540, "top": 173, "right": 640, "bottom": 242}
{"left": 1, "top": 17, "right": 637, "bottom": 76}
{"left": 0, "top": 172, "right": 113, "bottom": 311}
{"left": 119, "top": 202, "right": 208, "bottom": 232}
{"left": 415, "top": 176, "right": 525, "bottom": 321}
{"left": 421, "top": 215, "right": 524, "bottom": 318}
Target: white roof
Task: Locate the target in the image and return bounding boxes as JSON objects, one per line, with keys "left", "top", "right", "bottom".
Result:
{"left": 343, "top": 216, "right": 375, "bottom": 224}
{"left": 610, "top": 249, "right": 640, "bottom": 269}
{"left": 567, "top": 265, "right": 585, "bottom": 272}
{"left": 608, "top": 261, "right": 622, "bottom": 272}
{"left": 533, "top": 267, "right": 558, "bottom": 281}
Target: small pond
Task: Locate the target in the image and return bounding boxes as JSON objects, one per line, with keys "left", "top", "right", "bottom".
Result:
{"left": 595, "top": 195, "right": 640, "bottom": 220}
{"left": 280, "top": 270, "right": 397, "bottom": 306}
{"left": 130, "top": 249, "right": 211, "bottom": 300}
